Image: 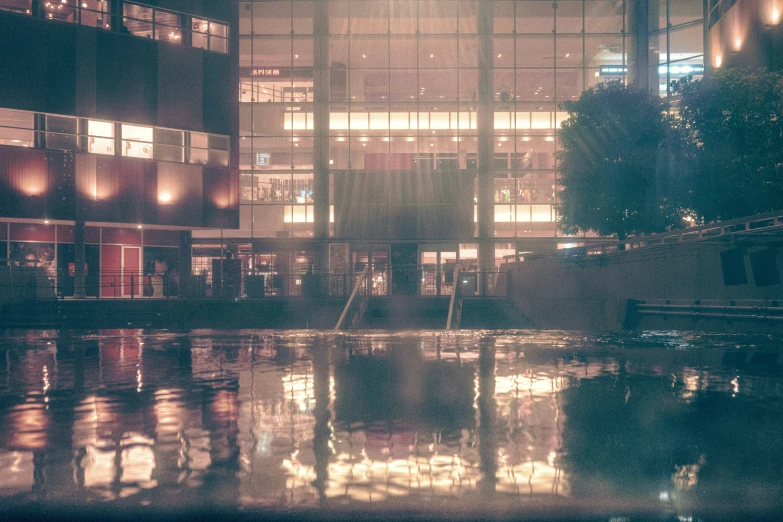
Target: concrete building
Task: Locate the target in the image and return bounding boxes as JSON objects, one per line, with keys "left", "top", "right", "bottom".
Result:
{"left": 1, "top": 1, "right": 711, "bottom": 299}
{"left": 706, "top": 0, "right": 783, "bottom": 71}
{"left": 0, "top": 0, "right": 239, "bottom": 297}
{"left": 192, "top": 0, "right": 706, "bottom": 297}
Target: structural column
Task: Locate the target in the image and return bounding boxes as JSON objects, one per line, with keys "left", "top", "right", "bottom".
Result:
{"left": 628, "top": 0, "right": 659, "bottom": 95}
{"left": 477, "top": 0, "right": 496, "bottom": 286}
{"left": 74, "top": 220, "right": 86, "bottom": 299}
{"left": 313, "top": 0, "right": 331, "bottom": 263}
{"left": 178, "top": 230, "right": 192, "bottom": 295}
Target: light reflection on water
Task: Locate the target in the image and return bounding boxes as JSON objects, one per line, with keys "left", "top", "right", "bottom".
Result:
{"left": 0, "top": 329, "right": 782, "bottom": 518}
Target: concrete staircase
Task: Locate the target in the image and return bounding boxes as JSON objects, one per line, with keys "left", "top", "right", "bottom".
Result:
{"left": 458, "top": 298, "right": 531, "bottom": 329}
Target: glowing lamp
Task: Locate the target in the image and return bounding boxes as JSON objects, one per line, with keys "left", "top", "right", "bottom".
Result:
{"left": 158, "top": 191, "right": 173, "bottom": 204}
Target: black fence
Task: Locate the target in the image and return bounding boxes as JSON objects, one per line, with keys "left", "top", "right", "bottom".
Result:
{"left": 0, "top": 264, "right": 510, "bottom": 301}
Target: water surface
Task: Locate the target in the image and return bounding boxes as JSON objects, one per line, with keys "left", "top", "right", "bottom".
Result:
{"left": 0, "top": 329, "right": 782, "bottom": 520}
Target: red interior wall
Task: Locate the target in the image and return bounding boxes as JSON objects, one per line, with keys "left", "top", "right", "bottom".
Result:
{"left": 100, "top": 244, "right": 121, "bottom": 297}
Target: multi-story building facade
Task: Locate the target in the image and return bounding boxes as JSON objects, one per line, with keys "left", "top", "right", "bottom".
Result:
{"left": 0, "top": 0, "right": 238, "bottom": 297}
{"left": 192, "top": 0, "right": 704, "bottom": 297}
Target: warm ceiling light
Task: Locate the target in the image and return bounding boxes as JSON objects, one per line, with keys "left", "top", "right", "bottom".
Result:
{"left": 773, "top": 7, "right": 781, "bottom": 23}
{"left": 137, "top": 225, "right": 143, "bottom": 229}
{"left": 44, "top": 220, "right": 50, "bottom": 224}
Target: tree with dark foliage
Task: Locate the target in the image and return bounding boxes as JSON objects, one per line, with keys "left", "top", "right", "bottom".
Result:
{"left": 677, "top": 67, "right": 783, "bottom": 222}
{"left": 557, "top": 81, "right": 688, "bottom": 240}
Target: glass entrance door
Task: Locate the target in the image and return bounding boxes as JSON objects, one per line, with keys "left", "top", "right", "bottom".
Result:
{"left": 353, "top": 251, "right": 389, "bottom": 296}
{"left": 420, "top": 251, "right": 438, "bottom": 296}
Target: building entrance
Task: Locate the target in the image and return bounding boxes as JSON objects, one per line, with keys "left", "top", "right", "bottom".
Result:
{"left": 421, "top": 250, "right": 457, "bottom": 296}
{"left": 353, "top": 251, "right": 389, "bottom": 296}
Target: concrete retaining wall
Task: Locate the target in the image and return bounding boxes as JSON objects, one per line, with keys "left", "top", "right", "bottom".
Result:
{"left": 506, "top": 237, "right": 783, "bottom": 331}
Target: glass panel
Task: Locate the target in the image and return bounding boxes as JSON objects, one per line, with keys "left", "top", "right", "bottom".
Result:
{"left": 80, "top": 0, "right": 111, "bottom": 29}
{"left": 516, "top": 0, "right": 554, "bottom": 33}
{"left": 494, "top": 0, "right": 515, "bottom": 33}
{"left": 390, "top": 0, "right": 417, "bottom": 34}
{"left": 0, "top": 0, "right": 31, "bottom": 15}
{"left": 419, "top": 0, "right": 457, "bottom": 34}
{"left": 122, "top": 124, "right": 153, "bottom": 158}
{"left": 585, "top": 0, "right": 626, "bottom": 33}
{"left": 87, "top": 120, "right": 115, "bottom": 155}
{"left": 45, "top": 115, "right": 78, "bottom": 151}
{"left": 0, "top": 108, "right": 34, "bottom": 147}
{"left": 556, "top": 0, "right": 584, "bottom": 33}
{"left": 191, "top": 18, "right": 209, "bottom": 49}
{"left": 292, "top": 1, "right": 313, "bottom": 34}
{"left": 155, "top": 10, "right": 182, "bottom": 43}
{"left": 251, "top": 1, "right": 291, "bottom": 34}
{"left": 43, "top": 0, "right": 77, "bottom": 23}
{"left": 515, "top": 36, "right": 554, "bottom": 67}
{"left": 154, "top": 128, "right": 184, "bottom": 162}
{"left": 458, "top": 1, "right": 478, "bottom": 33}
{"left": 419, "top": 36, "right": 458, "bottom": 68}
{"left": 350, "top": 0, "right": 389, "bottom": 33}
{"left": 189, "top": 132, "right": 209, "bottom": 164}
{"left": 123, "top": 3, "right": 153, "bottom": 38}
{"left": 350, "top": 36, "right": 389, "bottom": 68}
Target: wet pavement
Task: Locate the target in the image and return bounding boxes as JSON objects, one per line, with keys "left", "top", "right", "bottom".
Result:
{"left": 0, "top": 329, "right": 782, "bottom": 521}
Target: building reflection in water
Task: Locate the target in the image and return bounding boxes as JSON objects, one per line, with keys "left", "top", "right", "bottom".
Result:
{"left": 0, "top": 330, "right": 782, "bottom": 516}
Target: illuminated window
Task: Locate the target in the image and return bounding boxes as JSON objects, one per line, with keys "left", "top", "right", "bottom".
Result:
{"left": 122, "top": 3, "right": 153, "bottom": 38}
{"left": 0, "top": 108, "right": 34, "bottom": 148}
{"left": 0, "top": 0, "right": 31, "bottom": 15}
{"left": 188, "top": 132, "right": 209, "bottom": 165}
{"left": 154, "top": 9, "right": 182, "bottom": 43}
{"left": 192, "top": 18, "right": 229, "bottom": 54}
{"left": 87, "top": 120, "right": 115, "bottom": 155}
{"left": 122, "top": 124, "right": 153, "bottom": 159}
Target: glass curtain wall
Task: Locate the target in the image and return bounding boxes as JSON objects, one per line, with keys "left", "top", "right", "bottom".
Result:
{"left": 328, "top": 0, "right": 478, "bottom": 240}
{"left": 492, "top": 0, "right": 627, "bottom": 238}
{"left": 239, "top": 1, "right": 315, "bottom": 239}
{"left": 234, "top": 1, "right": 647, "bottom": 244}
{"left": 654, "top": 0, "right": 704, "bottom": 100}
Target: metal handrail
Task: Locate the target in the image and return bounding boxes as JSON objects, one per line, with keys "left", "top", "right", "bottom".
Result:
{"left": 446, "top": 266, "right": 461, "bottom": 330}
{"left": 335, "top": 267, "right": 369, "bottom": 331}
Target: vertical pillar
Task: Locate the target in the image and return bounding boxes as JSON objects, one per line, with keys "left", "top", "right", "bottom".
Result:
{"left": 313, "top": 0, "right": 331, "bottom": 258}
{"left": 178, "top": 231, "right": 192, "bottom": 297}
{"left": 702, "top": 0, "right": 711, "bottom": 78}
{"left": 629, "top": 0, "right": 659, "bottom": 95}
{"left": 477, "top": 0, "right": 496, "bottom": 288}
{"left": 74, "top": 220, "right": 86, "bottom": 299}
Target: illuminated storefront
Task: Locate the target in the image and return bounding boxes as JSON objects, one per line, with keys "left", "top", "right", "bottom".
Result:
{"left": 192, "top": 0, "right": 704, "bottom": 288}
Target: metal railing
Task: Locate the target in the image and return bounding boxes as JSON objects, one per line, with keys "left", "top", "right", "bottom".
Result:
{"left": 535, "top": 211, "right": 783, "bottom": 264}
{"left": 626, "top": 299, "right": 783, "bottom": 328}
{"left": 446, "top": 266, "right": 462, "bottom": 330}
{"left": 335, "top": 268, "right": 370, "bottom": 331}
{"left": 0, "top": 264, "right": 513, "bottom": 302}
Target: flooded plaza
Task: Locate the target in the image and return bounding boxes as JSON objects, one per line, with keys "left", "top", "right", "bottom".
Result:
{"left": 0, "top": 329, "right": 782, "bottom": 521}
